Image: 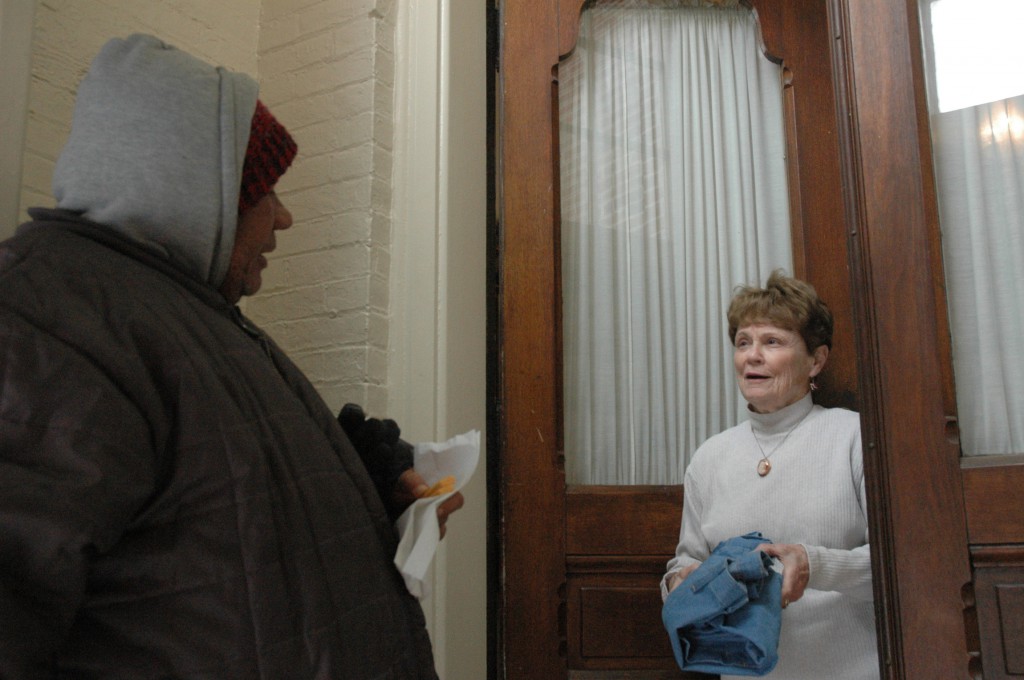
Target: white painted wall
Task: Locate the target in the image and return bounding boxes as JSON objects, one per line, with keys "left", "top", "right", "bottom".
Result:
{"left": 7, "top": 1, "right": 487, "bottom": 677}
{"left": 390, "top": 2, "right": 488, "bottom": 678}
{"left": 0, "top": 0, "right": 35, "bottom": 239}
{"left": 246, "top": 0, "right": 397, "bottom": 418}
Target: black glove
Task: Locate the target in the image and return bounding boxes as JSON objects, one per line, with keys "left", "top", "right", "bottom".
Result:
{"left": 337, "top": 403, "right": 414, "bottom": 520}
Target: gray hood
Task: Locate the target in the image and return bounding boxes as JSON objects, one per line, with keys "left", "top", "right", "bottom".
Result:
{"left": 53, "top": 34, "right": 257, "bottom": 288}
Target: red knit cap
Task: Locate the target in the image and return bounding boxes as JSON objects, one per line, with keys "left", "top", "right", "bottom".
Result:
{"left": 238, "top": 100, "right": 298, "bottom": 213}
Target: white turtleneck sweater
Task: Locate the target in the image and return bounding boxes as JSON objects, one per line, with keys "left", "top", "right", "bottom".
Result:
{"left": 663, "top": 393, "right": 879, "bottom": 679}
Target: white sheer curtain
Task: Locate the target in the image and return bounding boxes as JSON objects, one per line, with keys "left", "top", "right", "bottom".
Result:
{"left": 931, "top": 95, "right": 1024, "bottom": 455}
{"left": 559, "top": 3, "right": 792, "bottom": 485}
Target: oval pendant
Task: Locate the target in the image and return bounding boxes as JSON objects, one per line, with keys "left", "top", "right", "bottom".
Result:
{"left": 757, "top": 458, "right": 771, "bottom": 477}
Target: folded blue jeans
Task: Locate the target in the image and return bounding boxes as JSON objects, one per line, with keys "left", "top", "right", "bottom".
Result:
{"left": 662, "top": 531, "right": 782, "bottom": 676}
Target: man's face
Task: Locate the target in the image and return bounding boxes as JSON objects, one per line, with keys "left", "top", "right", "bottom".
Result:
{"left": 219, "top": 191, "right": 292, "bottom": 303}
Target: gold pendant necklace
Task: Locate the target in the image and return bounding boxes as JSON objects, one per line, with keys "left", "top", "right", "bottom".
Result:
{"left": 751, "top": 411, "right": 809, "bottom": 477}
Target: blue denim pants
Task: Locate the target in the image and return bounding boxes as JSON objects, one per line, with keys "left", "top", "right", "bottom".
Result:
{"left": 662, "top": 531, "right": 782, "bottom": 676}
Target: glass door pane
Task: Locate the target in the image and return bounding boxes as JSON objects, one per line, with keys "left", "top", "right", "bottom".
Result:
{"left": 559, "top": 2, "right": 793, "bottom": 484}
{"left": 919, "top": 0, "right": 1024, "bottom": 456}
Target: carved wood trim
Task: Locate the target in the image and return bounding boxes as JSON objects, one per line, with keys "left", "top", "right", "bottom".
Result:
{"left": 782, "top": 65, "right": 807, "bottom": 279}
{"left": 559, "top": 0, "right": 588, "bottom": 58}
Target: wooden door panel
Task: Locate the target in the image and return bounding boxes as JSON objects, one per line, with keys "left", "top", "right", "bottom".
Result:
{"left": 961, "top": 457, "right": 1024, "bottom": 544}
{"left": 567, "top": 486, "right": 683, "bottom": 556}
{"left": 566, "top": 574, "right": 718, "bottom": 677}
{"left": 962, "top": 459, "right": 1024, "bottom": 678}
{"left": 971, "top": 548, "right": 1024, "bottom": 680}
{"left": 568, "top": 574, "right": 673, "bottom": 668}
{"left": 499, "top": 1, "right": 862, "bottom": 677}
{"left": 566, "top": 487, "right": 683, "bottom": 672}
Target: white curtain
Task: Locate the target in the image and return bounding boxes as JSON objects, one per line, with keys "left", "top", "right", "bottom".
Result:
{"left": 931, "top": 95, "right": 1024, "bottom": 455}
{"left": 559, "top": 3, "right": 792, "bottom": 485}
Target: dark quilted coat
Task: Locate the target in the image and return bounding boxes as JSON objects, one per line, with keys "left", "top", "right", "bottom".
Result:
{"left": 0, "top": 210, "right": 437, "bottom": 679}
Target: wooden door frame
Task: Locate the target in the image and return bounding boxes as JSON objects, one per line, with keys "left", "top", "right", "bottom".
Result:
{"left": 828, "top": 1, "right": 973, "bottom": 676}
{"left": 494, "top": 1, "right": 567, "bottom": 677}
{"left": 494, "top": 0, "right": 975, "bottom": 678}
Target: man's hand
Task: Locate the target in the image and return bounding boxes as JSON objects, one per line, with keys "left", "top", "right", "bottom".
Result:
{"left": 395, "top": 469, "right": 465, "bottom": 539}
{"left": 337, "top": 403, "right": 414, "bottom": 521}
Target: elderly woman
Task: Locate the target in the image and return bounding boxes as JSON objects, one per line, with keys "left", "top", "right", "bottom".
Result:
{"left": 663, "top": 271, "right": 878, "bottom": 679}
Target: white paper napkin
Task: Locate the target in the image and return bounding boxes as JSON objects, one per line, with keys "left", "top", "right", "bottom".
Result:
{"left": 394, "top": 429, "right": 480, "bottom": 599}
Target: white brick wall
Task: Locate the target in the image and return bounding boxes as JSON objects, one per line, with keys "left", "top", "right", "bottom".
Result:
{"left": 250, "top": 0, "right": 396, "bottom": 417}
{"left": 17, "top": 0, "right": 260, "bottom": 220}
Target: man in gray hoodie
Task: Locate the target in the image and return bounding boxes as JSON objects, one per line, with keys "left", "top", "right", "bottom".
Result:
{"left": 0, "top": 33, "right": 459, "bottom": 679}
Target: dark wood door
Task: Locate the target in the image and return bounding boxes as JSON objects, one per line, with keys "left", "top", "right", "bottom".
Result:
{"left": 495, "top": 0, "right": 1023, "bottom": 678}
{"left": 497, "top": 1, "right": 857, "bottom": 677}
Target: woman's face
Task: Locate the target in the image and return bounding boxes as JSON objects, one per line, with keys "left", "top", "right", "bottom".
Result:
{"left": 733, "top": 322, "right": 829, "bottom": 414}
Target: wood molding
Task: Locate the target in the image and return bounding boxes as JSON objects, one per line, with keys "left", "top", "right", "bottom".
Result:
{"left": 963, "top": 462, "right": 1024, "bottom": 545}
{"left": 567, "top": 556, "right": 672, "bottom": 573}
{"left": 971, "top": 545, "right": 1024, "bottom": 567}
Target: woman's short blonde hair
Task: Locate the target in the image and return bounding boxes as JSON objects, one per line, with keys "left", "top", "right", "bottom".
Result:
{"left": 727, "top": 270, "right": 834, "bottom": 351}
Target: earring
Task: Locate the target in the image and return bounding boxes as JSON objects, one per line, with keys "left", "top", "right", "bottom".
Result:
{"left": 810, "top": 378, "right": 818, "bottom": 391}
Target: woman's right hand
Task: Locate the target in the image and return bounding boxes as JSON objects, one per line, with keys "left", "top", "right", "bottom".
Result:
{"left": 757, "top": 542, "right": 809, "bottom": 608}
{"left": 666, "top": 562, "right": 700, "bottom": 593}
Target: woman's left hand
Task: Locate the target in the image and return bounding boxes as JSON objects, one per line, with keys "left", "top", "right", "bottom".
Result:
{"left": 757, "top": 542, "right": 809, "bottom": 609}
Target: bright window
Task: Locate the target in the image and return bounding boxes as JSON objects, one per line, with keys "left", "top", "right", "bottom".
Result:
{"left": 929, "top": 0, "right": 1024, "bottom": 112}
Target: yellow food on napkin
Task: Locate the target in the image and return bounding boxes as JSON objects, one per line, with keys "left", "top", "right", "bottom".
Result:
{"left": 422, "top": 475, "right": 456, "bottom": 497}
